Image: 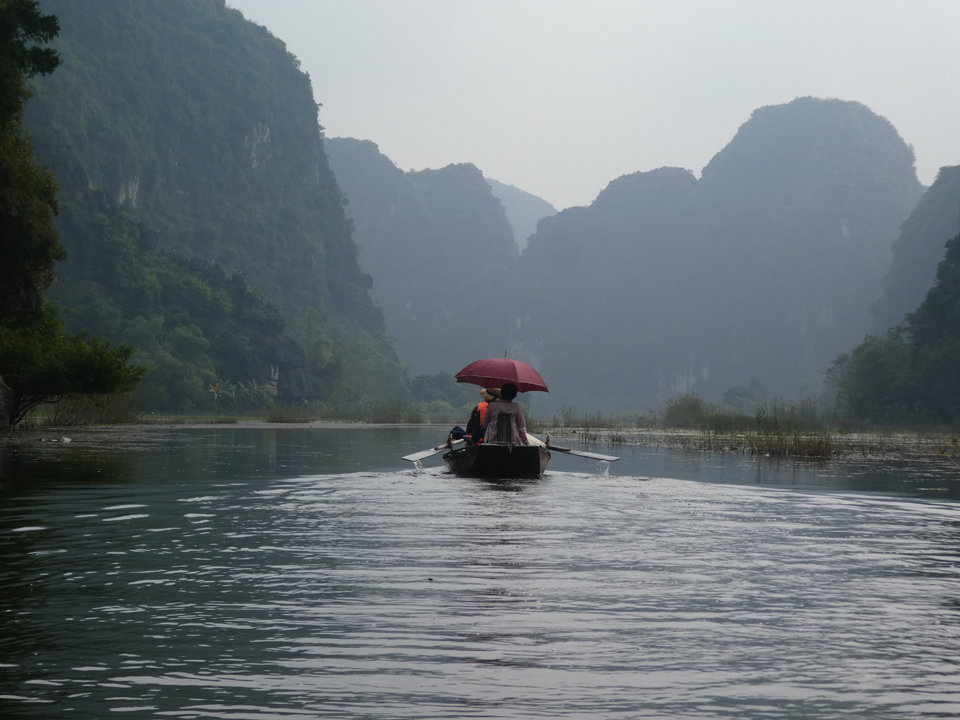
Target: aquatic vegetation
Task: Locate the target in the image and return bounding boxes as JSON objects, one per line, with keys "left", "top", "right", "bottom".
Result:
{"left": 23, "top": 391, "right": 148, "bottom": 428}
{"left": 263, "top": 406, "right": 315, "bottom": 424}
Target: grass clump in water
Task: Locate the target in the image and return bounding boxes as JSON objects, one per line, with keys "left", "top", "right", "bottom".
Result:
{"left": 660, "top": 394, "right": 834, "bottom": 457}
{"left": 263, "top": 406, "right": 315, "bottom": 423}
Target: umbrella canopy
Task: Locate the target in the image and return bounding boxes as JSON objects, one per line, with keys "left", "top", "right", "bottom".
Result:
{"left": 455, "top": 358, "right": 549, "bottom": 393}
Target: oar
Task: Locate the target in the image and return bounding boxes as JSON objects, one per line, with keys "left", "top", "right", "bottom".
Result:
{"left": 535, "top": 434, "right": 619, "bottom": 462}
{"left": 402, "top": 437, "right": 465, "bottom": 462}
{"left": 548, "top": 446, "right": 620, "bottom": 462}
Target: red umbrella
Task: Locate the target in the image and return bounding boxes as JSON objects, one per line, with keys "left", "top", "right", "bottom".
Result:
{"left": 455, "top": 358, "right": 549, "bottom": 393}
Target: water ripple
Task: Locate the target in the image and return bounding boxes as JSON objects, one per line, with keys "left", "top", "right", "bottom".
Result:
{"left": 2, "top": 452, "right": 960, "bottom": 718}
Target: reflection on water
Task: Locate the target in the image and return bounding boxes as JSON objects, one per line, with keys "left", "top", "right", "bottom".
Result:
{"left": 1, "top": 426, "right": 959, "bottom": 718}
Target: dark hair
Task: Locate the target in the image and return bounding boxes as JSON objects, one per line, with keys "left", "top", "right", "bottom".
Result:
{"left": 501, "top": 383, "right": 518, "bottom": 402}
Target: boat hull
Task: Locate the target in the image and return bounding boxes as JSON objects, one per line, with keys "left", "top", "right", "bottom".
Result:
{"left": 442, "top": 444, "right": 550, "bottom": 479}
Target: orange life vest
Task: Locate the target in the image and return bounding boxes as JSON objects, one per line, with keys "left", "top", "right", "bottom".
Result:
{"left": 474, "top": 401, "right": 490, "bottom": 444}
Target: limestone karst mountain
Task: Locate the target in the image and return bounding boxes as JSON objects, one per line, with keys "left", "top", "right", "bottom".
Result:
{"left": 325, "top": 137, "right": 518, "bottom": 374}
{"left": 486, "top": 178, "right": 557, "bottom": 252}
{"left": 23, "top": 0, "right": 404, "bottom": 409}
{"left": 510, "top": 98, "right": 922, "bottom": 411}
{"left": 871, "top": 166, "right": 960, "bottom": 332}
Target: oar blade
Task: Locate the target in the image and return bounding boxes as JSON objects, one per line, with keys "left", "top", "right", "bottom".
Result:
{"left": 551, "top": 447, "right": 620, "bottom": 462}
{"left": 402, "top": 438, "right": 466, "bottom": 462}
{"left": 565, "top": 449, "right": 620, "bottom": 462}
{"left": 402, "top": 447, "right": 443, "bottom": 462}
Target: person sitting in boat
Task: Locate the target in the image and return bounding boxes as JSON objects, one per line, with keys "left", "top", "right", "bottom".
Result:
{"left": 465, "top": 387, "right": 499, "bottom": 444}
{"left": 481, "top": 383, "right": 529, "bottom": 445}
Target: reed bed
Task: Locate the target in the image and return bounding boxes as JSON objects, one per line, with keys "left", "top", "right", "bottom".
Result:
{"left": 263, "top": 406, "right": 316, "bottom": 423}
{"left": 537, "top": 426, "right": 959, "bottom": 464}
{"left": 23, "top": 392, "right": 148, "bottom": 428}
{"left": 533, "top": 398, "right": 960, "bottom": 461}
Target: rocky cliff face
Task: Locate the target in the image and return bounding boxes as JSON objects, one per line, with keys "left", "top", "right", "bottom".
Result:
{"left": 326, "top": 138, "right": 518, "bottom": 374}
{"left": 303, "top": 99, "right": 923, "bottom": 412}
{"left": 510, "top": 98, "right": 922, "bottom": 411}
{"left": 21, "top": 0, "right": 404, "bottom": 408}
{"left": 871, "top": 166, "right": 960, "bottom": 331}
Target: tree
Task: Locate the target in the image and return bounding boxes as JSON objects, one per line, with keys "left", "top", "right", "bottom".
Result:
{"left": 828, "top": 232, "right": 960, "bottom": 424}
{"left": 0, "top": 0, "right": 63, "bottom": 317}
{"left": 0, "top": 2, "right": 147, "bottom": 426}
{"left": 0, "top": 304, "right": 147, "bottom": 426}
{"left": 828, "top": 328, "right": 917, "bottom": 423}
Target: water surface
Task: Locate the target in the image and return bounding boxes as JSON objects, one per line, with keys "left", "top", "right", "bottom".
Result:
{"left": 1, "top": 426, "right": 959, "bottom": 718}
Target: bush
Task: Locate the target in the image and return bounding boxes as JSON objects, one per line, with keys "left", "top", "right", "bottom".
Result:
{"left": 263, "top": 405, "right": 314, "bottom": 423}
{"left": 662, "top": 394, "right": 711, "bottom": 428}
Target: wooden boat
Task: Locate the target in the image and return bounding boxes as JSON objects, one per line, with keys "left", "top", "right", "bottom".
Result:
{"left": 442, "top": 443, "right": 551, "bottom": 479}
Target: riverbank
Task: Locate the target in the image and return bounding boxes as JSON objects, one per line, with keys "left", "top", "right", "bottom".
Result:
{"left": 4, "top": 420, "right": 958, "bottom": 469}
{"left": 538, "top": 425, "right": 960, "bottom": 467}
{"left": 0, "top": 418, "right": 439, "bottom": 442}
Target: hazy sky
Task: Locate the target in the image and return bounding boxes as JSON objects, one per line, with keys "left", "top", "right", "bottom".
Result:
{"left": 227, "top": 0, "right": 960, "bottom": 210}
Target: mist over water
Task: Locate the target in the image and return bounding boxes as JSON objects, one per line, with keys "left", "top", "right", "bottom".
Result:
{"left": 1, "top": 427, "right": 959, "bottom": 718}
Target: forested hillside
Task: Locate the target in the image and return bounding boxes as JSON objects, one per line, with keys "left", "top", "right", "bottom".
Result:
{"left": 870, "top": 166, "right": 960, "bottom": 331}
{"left": 24, "top": 0, "right": 404, "bottom": 410}
{"left": 1, "top": 0, "right": 146, "bottom": 426}
{"left": 831, "top": 164, "right": 960, "bottom": 424}
{"left": 486, "top": 178, "right": 556, "bottom": 252}
{"left": 832, "top": 227, "right": 960, "bottom": 424}
{"left": 510, "top": 98, "right": 921, "bottom": 412}
{"left": 325, "top": 137, "right": 517, "bottom": 374}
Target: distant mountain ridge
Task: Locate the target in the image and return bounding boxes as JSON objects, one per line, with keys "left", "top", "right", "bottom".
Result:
{"left": 326, "top": 99, "right": 922, "bottom": 413}
{"left": 871, "top": 166, "right": 960, "bottom": 331}
{"left": 325, "top": 137, "right": 517, "bottom": 374}
{"left": 485, "top": 178, "right": 557, "bottom": 252}
{"left": 510, "top": 98, "right": 922, "bottom": 411}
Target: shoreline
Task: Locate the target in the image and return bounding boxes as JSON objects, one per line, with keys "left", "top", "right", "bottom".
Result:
{"left": 3, "top": 421, "right": 958, "bottom": 469}
{"left": 540, "top": 426, "right": 960, "bottom": 466}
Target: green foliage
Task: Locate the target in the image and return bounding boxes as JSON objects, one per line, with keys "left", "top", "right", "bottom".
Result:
{"left": 871, "top": 166, "right": 960, "bottom": 331}
{"left": 22, "top": 0, "right": 406, "bottom": 412}
{"left": 829, "top": 328, "right": 917, "bottom": 423}
{"left": 0, "top": 0, "right": 59, "bottom": 124}
{"left": 0, "top": 303, "right": 146, "bottom": 425}
{"left": 654, "top": 393, "right": 833, "bottom": 456}
{"left": 834, "top": 229, "right": 960, "bottom": 425}
{"left": 0, "top": 1, "right": 150, "bottom": 428}
{"left": 298, "top": 308, "right": 343, "bottom": 398}
{"left": 32, "top": 391, "right": 147, "bottom": 427}
{"left": 0, "top": 0, "right": 63, "bottom": 317}
{"left": 662, "top": 394, "right": 711, "bottom": 429}
{"left": 263, "top": 405, "right": 314, "bottom": 423}
{"left": 55, "top": 210, "right": 330, "bottom": 412}
{"left": 910, "top": 234, "right": 960, "bottom": 421}
{"left": 0, "top": 119, "right": 64, "bottom": 315}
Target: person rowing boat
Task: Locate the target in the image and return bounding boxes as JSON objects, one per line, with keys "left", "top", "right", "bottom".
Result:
{"left": 481, "top": 383, "right": 528, "bottom": 445}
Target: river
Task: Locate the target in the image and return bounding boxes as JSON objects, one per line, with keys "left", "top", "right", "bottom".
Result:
{"left": 1, "top": 425, "right": 959, "bottom": 718}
